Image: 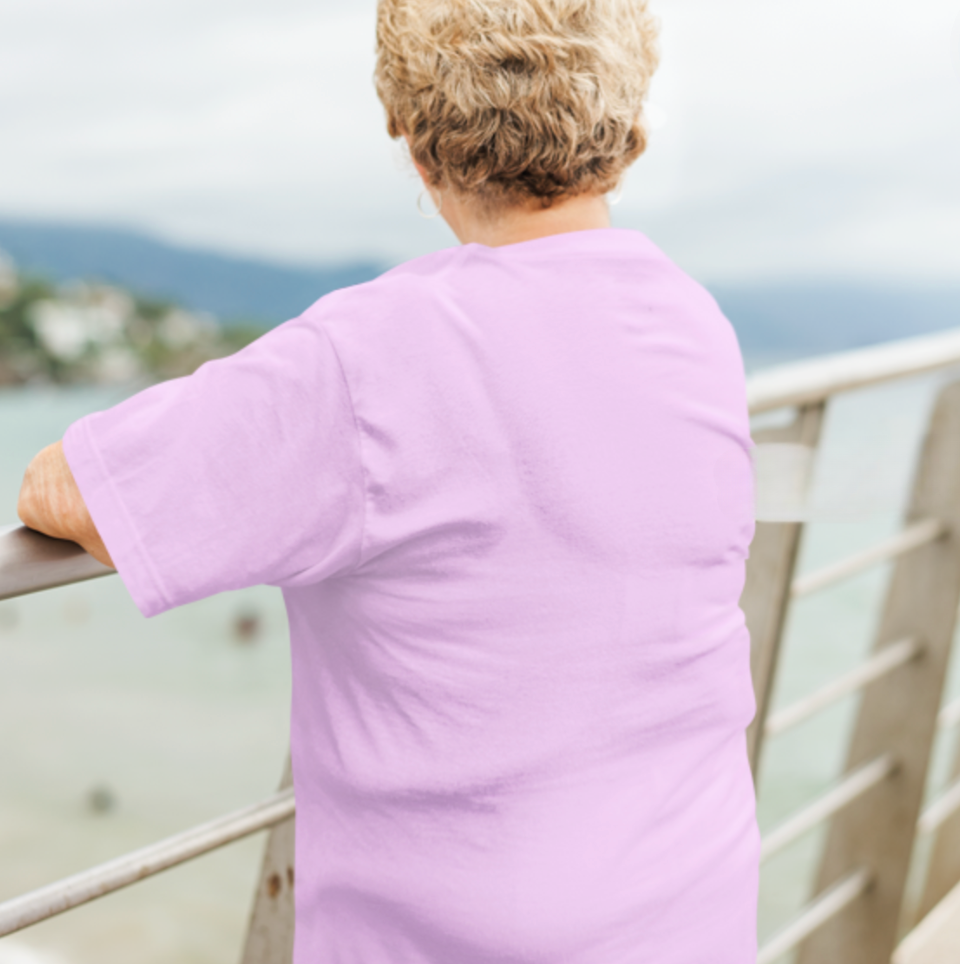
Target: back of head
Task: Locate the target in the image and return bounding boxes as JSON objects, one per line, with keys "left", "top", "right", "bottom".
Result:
{"left": 375, "top": 0, "right": 661, "bottom": 210}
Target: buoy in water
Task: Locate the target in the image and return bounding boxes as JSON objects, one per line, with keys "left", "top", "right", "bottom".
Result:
{"left": 233, "top": 608, "right": 262, "bottom": 644}
{"left": 87, "top": 785, "right": 117, "bottom": 814}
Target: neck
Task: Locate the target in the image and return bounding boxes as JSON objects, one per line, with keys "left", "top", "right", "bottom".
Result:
{"left": 439, "top": 191, "right": 612, "bottom": 248}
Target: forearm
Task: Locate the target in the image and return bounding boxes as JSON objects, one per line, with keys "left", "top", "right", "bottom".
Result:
{"left": 18, "top": 441, "right": 115, "bottom": 568}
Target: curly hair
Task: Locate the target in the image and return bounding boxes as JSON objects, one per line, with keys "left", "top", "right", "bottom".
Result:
{"left": 375, "top": 0, "right": 660, "bottom": 209}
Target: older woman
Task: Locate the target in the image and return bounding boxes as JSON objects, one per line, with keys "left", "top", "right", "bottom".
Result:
{"left": 19, "top": 1, "right": 758, "bottom": 961}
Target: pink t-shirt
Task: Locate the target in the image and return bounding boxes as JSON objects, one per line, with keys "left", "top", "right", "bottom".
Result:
{"left": 64, "top": 227, "right": 759, "bottom": 964}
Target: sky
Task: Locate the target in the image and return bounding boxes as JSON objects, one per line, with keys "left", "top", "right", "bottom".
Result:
{"left": 0, "top": 0, "right": 958, "bottom": 284}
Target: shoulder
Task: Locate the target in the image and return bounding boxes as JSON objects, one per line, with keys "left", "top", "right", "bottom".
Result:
{"left": 618, "top": 231, "right": 726, "bottom": 317}
{"left": 297, "top": 245, "right": 469, "bottom": 337}
{"left": 597, "top": 230, "right": 741, "bottom": 353}
{"left": 616, "top": 233, "right": 748, "bottom": 403}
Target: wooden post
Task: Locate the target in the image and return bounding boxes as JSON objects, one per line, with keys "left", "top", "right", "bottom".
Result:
{"left": 239, "top": 759, "right": 295, "bottom": 964}
{"left": 796, "top": 380, "right": 960, "bottom": 964}
{"left": 744, "top": 402, "right": 825, "bottom": 777}
{"left": 916, "top": 730, "right": 960, "bottom": 919}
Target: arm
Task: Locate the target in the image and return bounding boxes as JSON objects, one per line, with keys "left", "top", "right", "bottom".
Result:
{"left": 18, "top": 441, "right": 115, "bottom": 569}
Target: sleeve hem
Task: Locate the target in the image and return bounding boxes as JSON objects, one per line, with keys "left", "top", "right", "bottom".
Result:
{"left": 63, "top": 418, "right": 174, "bottom": 618}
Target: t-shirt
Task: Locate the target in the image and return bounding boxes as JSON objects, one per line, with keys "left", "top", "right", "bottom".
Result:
{"left": 63, "top": 227, "right": 759, "bottom": 964}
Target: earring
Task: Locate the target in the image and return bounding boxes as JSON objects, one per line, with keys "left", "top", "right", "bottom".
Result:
{"left": 608, "top": 182, "right": 624, "bottom": 207}
{"left": 417, "top": 189, "right": 443, "bottom": 219}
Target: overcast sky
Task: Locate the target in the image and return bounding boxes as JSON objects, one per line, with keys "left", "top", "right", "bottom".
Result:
{"left": 1, "top": 0, "right": 958, "bottom": 284}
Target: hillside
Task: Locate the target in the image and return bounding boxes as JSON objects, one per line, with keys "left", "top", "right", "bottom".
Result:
{"left": 0, "top": 219, "right": 383, "bottom": 326}
{"left": 0, "top": 257, "right": 262, "bottom": 387}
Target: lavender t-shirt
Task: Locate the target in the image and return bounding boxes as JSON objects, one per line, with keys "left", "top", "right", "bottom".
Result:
{"left": 63, "top": 228, "right": 759, "bottom": 964}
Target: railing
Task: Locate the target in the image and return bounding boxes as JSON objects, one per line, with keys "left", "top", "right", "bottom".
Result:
{"left": 4, "top": 325, "right": 960, "bottom": 963}
{"left": 0, "top": 523, "right": 113, "bottom": 602}
{"left": 744, "top": 330, "right": 960, "bottom": 964}
{"left": 0, "top": 525, "right": 297, "bottom": 958}
{"left": 0, "top": 788, "right": 295, "bottom": 936}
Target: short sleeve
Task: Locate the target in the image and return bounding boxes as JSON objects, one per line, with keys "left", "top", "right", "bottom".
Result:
{"left": 62, "top": 312, "right": 365, "bottom": 618}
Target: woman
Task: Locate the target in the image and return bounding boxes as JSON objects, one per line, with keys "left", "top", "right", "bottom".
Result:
{"left": 19, "top": 1, "right": 759, "bottom": 961}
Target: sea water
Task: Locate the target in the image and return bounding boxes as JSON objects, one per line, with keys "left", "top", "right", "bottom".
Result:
{"left": 0, "top": 385, "right": 292, "bottom": 964}
{"left": 2, "top": 367, "right": 960, "bottom": 963}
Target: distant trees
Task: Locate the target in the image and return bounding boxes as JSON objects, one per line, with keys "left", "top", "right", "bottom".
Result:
{"left": 0, "top": 251, "right": 263, "bottom": 387}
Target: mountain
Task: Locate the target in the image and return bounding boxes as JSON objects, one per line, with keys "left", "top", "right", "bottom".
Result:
{"left": 0, "top": 218, "right": 957, "bottom": 357}
{"left": 0, "top": 219, "right": 385, "bottom": 326}
{"left": 710, "top": 283, "right": 960, "bottom": 363}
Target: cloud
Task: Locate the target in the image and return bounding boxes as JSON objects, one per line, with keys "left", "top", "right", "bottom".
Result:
{"left": 0, "top": 0, "right": 958, "bottom": 282}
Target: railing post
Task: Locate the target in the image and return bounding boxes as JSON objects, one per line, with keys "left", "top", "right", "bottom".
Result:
{"left": 796, "top": 380, "right": 960, "bottom": 964}
{"left": 744, "top": 402, "right": 825, "bottom": 776}
{"left": 916, "top": 730, "right": 960, "bottom": 917}
{"left": 239, "top": 758, "right": 295, "bottom": 964}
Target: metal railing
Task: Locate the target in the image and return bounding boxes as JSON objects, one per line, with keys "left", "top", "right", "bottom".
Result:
{"left": 0, "top": 789, "right": 295, "bottom": 937}
{"left": 0, "top": 523, "right": 113, "bottom": 602}
{"left": 4, "top": 325, "right": 960, "bottom": 963}
{"left": 745, "top": 333, "right": 960, "bottom": 963}
{"left": 745, "top": 327, "right": 960, "bottom": 414}
{"left": 759, "top": 756, "right": 897, "bottom": 863}
{"left": 789, "top": 519, "right": 947, "bottom": 599}
{"left": 764, "top": 637, "right": 922, "bottom": 737}
{"left": 0, "top": 523, "right": 296, "bottom": 943}
{"left": 757, "top": 869, "right": 874, "bottom": 964}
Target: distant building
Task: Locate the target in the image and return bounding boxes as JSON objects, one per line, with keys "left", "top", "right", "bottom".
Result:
{"left": 2, "top": 262, "right": 236, "bottom": 386}
{"left": 157, "top": 308, "right": 218, "bottom": 351}
{"left": 28, "top": 283, "right": 141, "bottom": 380}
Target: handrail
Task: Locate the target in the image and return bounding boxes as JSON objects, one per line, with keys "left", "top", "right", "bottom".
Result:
{"left": 918, "top": 777, "right": 960, "bottom": 836}
{"left": 756, "top": 868, "right": 873, "bottom": 964}
{"left": 0, "top": 787, "right": 295, "bottom": 938}
{"left": 765, "top": 638, "right": 921, "bottom": 737}
{"left": 790, "top": 519, "right": 947, "bottom": 599}
{"left": 760, "top": 756, "right": 895, "bottom": 862}
{"left": 747, "top": 327, "right": 960, "bottom": 415}
{"left": 0, "top": 524, "right": 113, "bottom": 602}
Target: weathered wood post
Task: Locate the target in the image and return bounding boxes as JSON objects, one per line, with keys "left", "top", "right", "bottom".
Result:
{"left": 796, "top": 380, "right": 960, "bottom": 964}
{"left": 917, "top": 751, "right": 960, "bottom": 922}
{"left": 744, "top": 402, "right": 825, "bottom": 776}
{"left": 240, "top": 759, "right": 295, "bottom": 964}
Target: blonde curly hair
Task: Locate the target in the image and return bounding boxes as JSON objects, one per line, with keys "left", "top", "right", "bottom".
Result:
{"left": 375, "top": 0, "right": 660, "bottom": 209}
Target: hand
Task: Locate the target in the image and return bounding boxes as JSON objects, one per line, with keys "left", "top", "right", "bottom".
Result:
{"left": 18, "top": 441, "right": 115, "bottom": 569}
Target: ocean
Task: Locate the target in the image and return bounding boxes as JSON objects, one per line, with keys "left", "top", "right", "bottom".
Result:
{"left": 2, "top": 365, "right": 960, "bottom": 962}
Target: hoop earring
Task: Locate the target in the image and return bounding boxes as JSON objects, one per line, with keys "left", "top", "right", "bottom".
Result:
{"left": 608, "top": 182, "right": 624, "bottom": 207}
{"left": 417, "top": 189, "right": 443, "bottom": 219}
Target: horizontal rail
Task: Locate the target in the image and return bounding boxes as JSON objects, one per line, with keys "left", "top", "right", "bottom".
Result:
{"left": 747, "top": 326, "right": 960, "bottom": 415}
{"left": 918, "top": 778, "right": 960, "bottom": 836}
{"left": 756, "top": 868, "right": 873, "bottom": 964}
{"left": 0, "top": 525, "right": 114, "bottom": 603}
{"left": 0, "top": 787, "right": 295, "bottom": 938}
{"left": 938, "top": 696, "right": 960, "bottom": 732}
{"left": 791, "top": 519, "right": 947, "bottom": 599}
{"left": 760, "top": 756, "right": 895, "bottom": 862}
{"left": 765, "top": 638, "right": 921, "bottom": 737}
